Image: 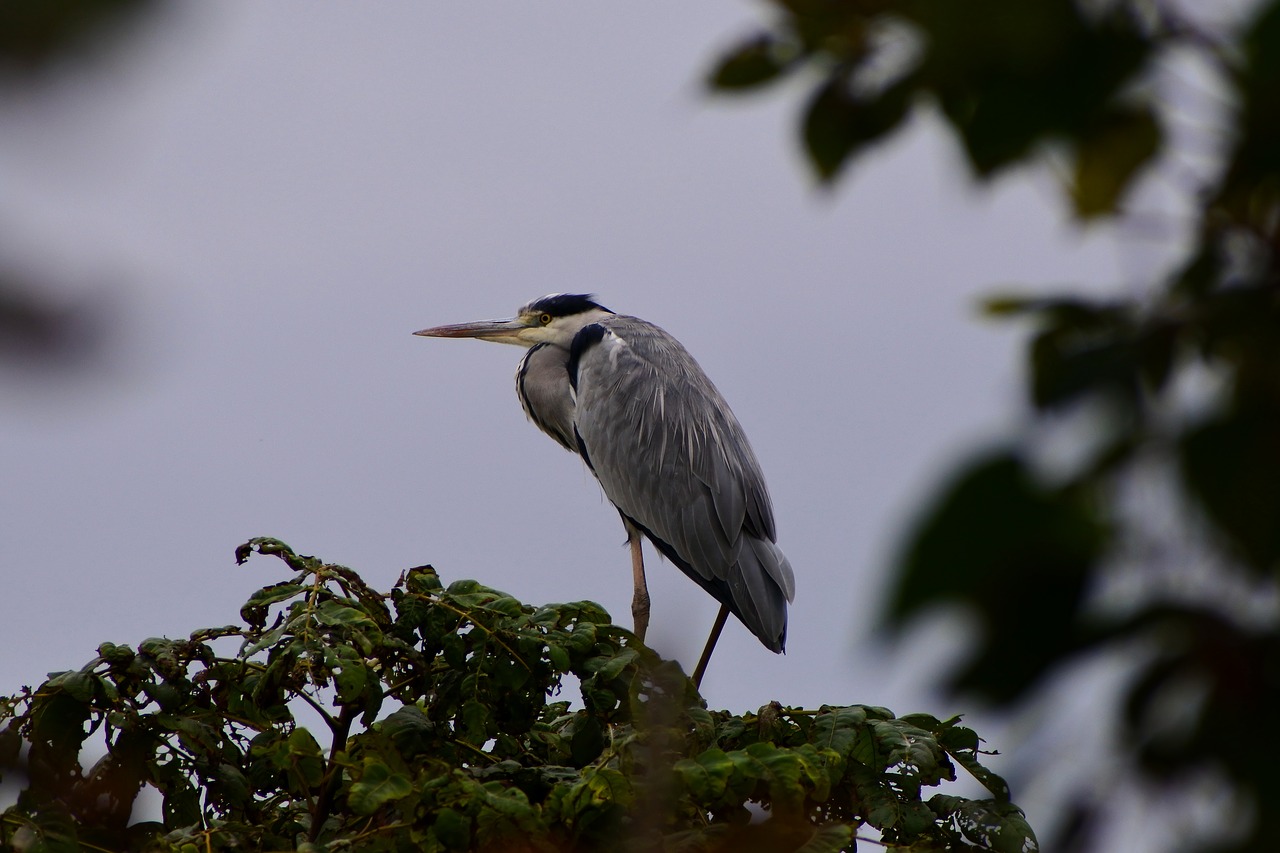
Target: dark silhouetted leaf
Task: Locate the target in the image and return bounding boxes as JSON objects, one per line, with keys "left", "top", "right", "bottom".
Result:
{"left": 348, "top": 757, "right": 412, "bottom": 816}
{"left": 708, "top": 33, "right": 798, "bottom": 90}
{"left": 1072, "top": 105, "right": 1162, "bottom": 218}
{"left": 1181, "top": 404, "right": 1280, "bottom": 574}
{"left": 802, "top": 73, "right": 912, "bottom": 182}
{"left": 907, "top": 0, "right": 1150, "bottom": 176}
{"left": 891, "top": 451, "right": 1106, "bottom": 700}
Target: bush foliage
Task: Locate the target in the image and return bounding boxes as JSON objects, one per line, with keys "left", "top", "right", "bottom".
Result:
{"left": 1, "top": 539, "right": 1034, "bottom": 852}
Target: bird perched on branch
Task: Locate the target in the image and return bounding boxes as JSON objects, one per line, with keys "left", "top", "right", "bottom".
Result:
{"left": 415, "top": 294, "right": 794, "bottom": 685}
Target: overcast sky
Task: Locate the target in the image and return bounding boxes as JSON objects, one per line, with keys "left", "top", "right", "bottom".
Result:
{"left": 0, "top": 1, "right": 1189, "bottom": 844}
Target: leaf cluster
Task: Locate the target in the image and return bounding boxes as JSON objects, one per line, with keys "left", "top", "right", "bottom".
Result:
{"left": 1, "top": 539, "right": 1035, "bottom": 852}
{"left": 712, "top": 0, "right": 1213, "bottom": 217}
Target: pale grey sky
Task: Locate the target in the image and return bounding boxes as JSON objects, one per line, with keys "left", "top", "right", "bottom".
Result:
{"left": 1, "top": 1, "right": 1163, "bottom": 844}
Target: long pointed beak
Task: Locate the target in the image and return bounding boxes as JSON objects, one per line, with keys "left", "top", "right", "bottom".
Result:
{"left": 413, "top": 318, "right": 526, "bottom": 344}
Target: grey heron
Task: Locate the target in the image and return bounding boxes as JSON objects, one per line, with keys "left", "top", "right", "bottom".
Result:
{"left": 414, "top": 294, "right": 795, "bottom": 685}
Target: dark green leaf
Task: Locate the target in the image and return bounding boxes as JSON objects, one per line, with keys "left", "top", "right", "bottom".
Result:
{"left": 45, "top": 669, "right": 94, "bottom": 702}
{"left": 795, "top": 822, "right": 855, "bottom": 853}
{"left": 349, "top": 756, "right": 413, "bottom": 815}
{"left": 676, "top": 748, "right": 734, "bottom": 802}
{"left": 433, "top": 806, "right": 471, "bottom": 850}
{"left": 315, "top": 598, "right": 380, "bottom": 630}
{"left": 931, "top": 795, "right": 1039, "bottom": 853}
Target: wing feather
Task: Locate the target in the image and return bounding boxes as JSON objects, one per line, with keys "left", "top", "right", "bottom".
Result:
{"left": 572, "top": 315, "right": 793, "bottom": 651}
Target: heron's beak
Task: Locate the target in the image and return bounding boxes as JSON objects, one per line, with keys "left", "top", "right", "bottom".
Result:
{"left": 413, "top": 318, "right": 527, "bottom": 345}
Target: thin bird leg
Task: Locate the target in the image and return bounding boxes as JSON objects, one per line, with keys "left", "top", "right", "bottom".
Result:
{"left": 627, "top": 524, "right": 650, "bottom": 643}
{"left": 692, "top": 603, "right": 730, "bottom": 688}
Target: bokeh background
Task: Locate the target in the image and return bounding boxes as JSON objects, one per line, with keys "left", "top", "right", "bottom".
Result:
{"left": 2, "top": 2, "right": 1209, "bottom": 847}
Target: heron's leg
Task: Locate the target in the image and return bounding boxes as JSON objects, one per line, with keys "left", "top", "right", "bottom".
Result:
{"left": 626, "top": 523, "right": 651, "bottom": 643}
{"left": 692, "top": 603, "right": 730, "bottom": 689}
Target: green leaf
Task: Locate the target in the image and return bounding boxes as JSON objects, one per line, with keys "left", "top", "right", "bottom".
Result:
{"left": 931, "top": 795, "right": 1039, "bottom": 852}
{"left": 433, "top": 806, "right": 472, "bottom": 850}
{"left": 813, "top": 705, "right": 866, "bottom": 759}
{"left": 381, "top": 703, "right": 440, "bottom": 758}
{"left": 590, "top": 647, "right": 639, "bottom": 681}
{"left": 461, "top": 699, "right": 491, "bottom": 744}
{"left": 242, "top": 581, "right": 307, "bottom": 611}
{"left": 252, "top": 728, "right": 325, "bottom": 790}
{"left": 569, "top": 714, "right": 604, "bottom": 767}
{"left": 46, "top": 669, "right": 95, "bottom": 702}
{"left": 315, "top": 598, "right": 380, "bottom": 630}
{"left": 579, "top": 766, "right": 632, "bottom": 808}
{"left": 795, "top": 822, "right": 854, "bottom": 853}
{"left": 546, "top": 643, "right": 571, "bottom": 672}
{"left": 97, "top": 642, "right": 136, "bottom": 665}
{"left": 333, "top": 645, "right": 371, "bottom": 704}
{"left": 349, "top": 756, "right": 413, "bottom": 815}
{"left": 676, "top": 748, "right": 734, "bottom": 802}
{"left": 748, "top": 742, "right": 805, "bottom": 813}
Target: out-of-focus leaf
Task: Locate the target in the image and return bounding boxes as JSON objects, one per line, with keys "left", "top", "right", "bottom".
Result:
{"left": 802, "top": 73, "right": 912, "bottom": 182}
{"left": 1180, "top": 403, "right": 1280, "bottom": 574}
{"left": 890, "top": 451, "right": 1106, "bottom": 700}
{"left": 1028, "top": 312, "right": 1136, "bottom": 410}
{"left": 1071, "top": 105, "right": 1161, "bottom": 218}
{"left": 0, "top": 0, "right": 154, "bottom": 73}
{"left": 906, "top": 0, "right": 1150, "bottom": 176}
{"left": 1216, "top": 0, "right": 1280, "bottom": 219}
{"left": 708, "top": 33, "right": 798, "bottom": 90}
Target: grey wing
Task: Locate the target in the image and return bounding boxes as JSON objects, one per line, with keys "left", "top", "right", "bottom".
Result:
{"left": 572, "top": 316, "right": 796, "bottom": 652}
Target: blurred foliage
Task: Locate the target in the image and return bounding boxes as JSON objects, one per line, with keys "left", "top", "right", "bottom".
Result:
{"left": 711, "top": 0, "right": 1280, "bottom": 849}
{"left": 0, "top": 539, "right": 1035, "bottom": 852}
{"left": 0, "top": 0, "right": 152, "bottom": 370}
{"left": 0, "top": 0, "right": 153, "bottom": 73}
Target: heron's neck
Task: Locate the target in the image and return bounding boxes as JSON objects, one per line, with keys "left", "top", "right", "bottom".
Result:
{"left": 516, "top": 343, "right": 576, "bottom": 452}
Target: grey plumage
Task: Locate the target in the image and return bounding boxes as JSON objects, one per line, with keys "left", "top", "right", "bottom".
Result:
{"left": 415, "top": 294, "right": 795, "bottom": 656}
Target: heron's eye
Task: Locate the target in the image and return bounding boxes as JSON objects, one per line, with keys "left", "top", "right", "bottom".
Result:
{"left": 539, "top": 313, "right": 553, "bottom": 326}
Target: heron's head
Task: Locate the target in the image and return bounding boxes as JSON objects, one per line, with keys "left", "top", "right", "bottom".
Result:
{"left": 414, "top": 293, "right": 613, "bottom": 349}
